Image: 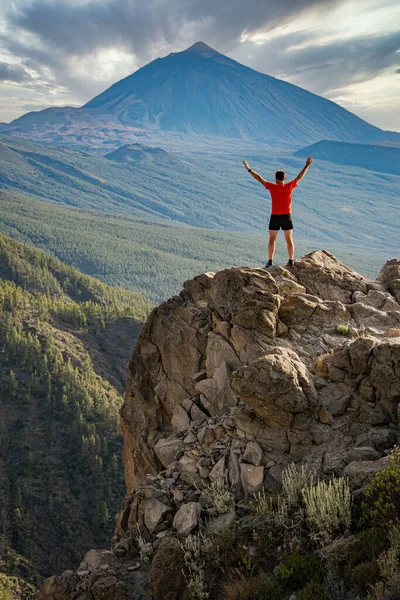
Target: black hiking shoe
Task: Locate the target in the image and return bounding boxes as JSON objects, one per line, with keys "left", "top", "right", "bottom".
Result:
{"left": 286, "top": 259, "right": 294, "bottom": 267}
{"left": 265, "top": 260, "right": 273, "bottom": 268}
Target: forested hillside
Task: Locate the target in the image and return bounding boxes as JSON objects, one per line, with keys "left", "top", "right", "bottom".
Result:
{"left": 0, "top": 234, "right": 152, "bottom": 594}
{"left": 0, "top": 190, "right": 392, "bottom": 303}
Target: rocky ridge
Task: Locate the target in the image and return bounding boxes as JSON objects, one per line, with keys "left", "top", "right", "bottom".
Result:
{"left": 39, "top": 251, "right": 400, "bottom": 600}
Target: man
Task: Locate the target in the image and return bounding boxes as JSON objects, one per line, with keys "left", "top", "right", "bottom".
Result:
{"left": 242, "top": 156, "right": 313, "bottom": 267}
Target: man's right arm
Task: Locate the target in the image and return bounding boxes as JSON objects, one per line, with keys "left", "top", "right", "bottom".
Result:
{"left": 242, "top": 160, "right": 268, "bottom": 186}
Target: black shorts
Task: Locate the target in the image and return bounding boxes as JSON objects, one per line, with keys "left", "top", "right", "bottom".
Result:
{"left": 269, "top": 213, "right": 293, "bottom": 230}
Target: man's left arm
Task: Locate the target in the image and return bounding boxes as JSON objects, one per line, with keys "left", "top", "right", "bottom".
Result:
{"left": 295, "top": 156, "right": 313, "bottom": 183}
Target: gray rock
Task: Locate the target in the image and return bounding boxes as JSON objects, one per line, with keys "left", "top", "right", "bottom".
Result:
{"left": 179, "top": 454, "right": 201, "bottom": 487}
{"left": 173, "top": 502, "right": 202, "bottom": 535}
{"left": 171, "top": 404, "right": 190, "bottom": 432}
{"left": 330, "top": 395, "right": 350, "bottom": 416}
{"left": 209, "top": 457, "right": 226, "bottom": 482}
{"left": 143, "top": 498, "right": 172, "bottom": 534}
{"left": 183, "top": 432, "right": 197, "bottom": 444}
{"left": 191, "top": 371, "right": 207, "bottom": 382}
{"left": 243, "top": 440, "right": 263, "bottom": 466}
{"left": 155, "top": 437, "right": 183, "bottom": 468}
{"left": 344, "top": 457, "right": 388, "bottom": 489}
{"left": 240, "top": 464, "right": 264, "bottom": 497}
{"left": 347, "top": 447, "right": 381, "bottom": 463}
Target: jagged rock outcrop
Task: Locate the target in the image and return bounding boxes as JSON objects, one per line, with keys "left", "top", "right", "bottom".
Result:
{"left": 38, "top": 251, "right": 400, "bottom": 600}
{"left": 120, "top": 251, "right": 400, "bottom": 492}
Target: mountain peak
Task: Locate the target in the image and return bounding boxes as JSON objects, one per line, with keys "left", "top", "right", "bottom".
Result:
{"left": 184, "top": 41, "right": 219, "bottom": 57}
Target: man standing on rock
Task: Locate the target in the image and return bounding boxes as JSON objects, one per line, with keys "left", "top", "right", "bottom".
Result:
{"left": 243, "top": 156, "right": 313, "bottom": 268}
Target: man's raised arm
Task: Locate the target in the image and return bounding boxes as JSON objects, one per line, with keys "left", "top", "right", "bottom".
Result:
{"left": 295, "top": 156, "right": 313, "bottom": 183}
{"left": 242, "top": 160, "right": 267, "bottom": 186}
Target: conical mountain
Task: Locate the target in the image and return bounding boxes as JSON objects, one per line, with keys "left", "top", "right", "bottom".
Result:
{"left": 5, "top": 42, "right": 399, "bottom": 146}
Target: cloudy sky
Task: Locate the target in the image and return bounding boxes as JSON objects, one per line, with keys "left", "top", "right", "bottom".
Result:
{"left": 0, "top": 0, "right": 399, "bottom": 130}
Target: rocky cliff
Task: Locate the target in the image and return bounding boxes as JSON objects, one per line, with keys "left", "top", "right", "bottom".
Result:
{"left": 39, "top": 251, "right": 400, "bottom": 600}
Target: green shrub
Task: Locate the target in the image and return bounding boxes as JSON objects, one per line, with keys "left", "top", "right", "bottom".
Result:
{"left": 348, "top": 528, "right": 389, "bottom": 565}
{"left": 368, "top": 527, "right": 400, "bottom": 600}
{"left": 361, "top": 451, "right": 400, "bottom": 526}
{"left": 336, "top": 324, "right": 349, "bottom": 336}
{"left": 298, "top": 580, "right": 328, "bottom": 600}
{"left": 273, "top": 554, "right": 324, "bottom": 588}
{"left": 0, "top": 574, "right": 36, "bottom": 600}
{"left": 351, "top": 560, "right": 380, "bottom": 593}
{"left": 249, "top": 575, "right": 283, "bottom": 600}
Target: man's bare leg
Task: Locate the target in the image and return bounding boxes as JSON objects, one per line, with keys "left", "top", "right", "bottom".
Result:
{"left": 284, "top": 229, "right": 294, "bottom": 261}
{"left": 268, "top": 230, "right": 279, "bottom": 261}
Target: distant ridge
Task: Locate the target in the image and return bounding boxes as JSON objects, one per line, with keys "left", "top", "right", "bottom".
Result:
{"left": 296, "top": 140, "right": 400, "bottom": 176}
{"left": 1, "top": 42, "right": 399, "bottom": 148}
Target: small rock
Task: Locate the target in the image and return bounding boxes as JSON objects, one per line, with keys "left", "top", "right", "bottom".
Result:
{"left": 199, "top": 394, "right": 220, "bottom": 418}
{"left": 243, "top": 440, "right": 263, "bottom": 466}
{"left": 183, "top": 432, "right": 196, "bottom": 444}
{"left": 172, "top": 404, "right": 190, "bottom": 432}
{"left": 77, "top": 569, "right": 90, "bottom": 578}
{"left": 155, "top": 436, "right": 183, "bottom": 468}
{"left": 173, "top": 502, "right": 202, "bottom": 535}
{"left": 240, "top": 464, "right": 264, "bottom": 497}
{"left": 344, "top": 457, "right": 388, "bottom": 489}
{"left": 198, "top": 465, "right": 210, "bottom": 478}
{"left": 347, "top": 447, "right": 381, "bottom": 462}
{"left": 197, "top": 428, "right": 216, "bottom": 446}
{"left": 173, "top": 489, "right": 184, "bottom": 504}
{"left": 143, "top": 498, "right": 172, "bottom": 534}
{"left": 319, "top": 407, "right": 335, "bottom": 425}
{"left": 384, "top": 328, "right": 400, "bottom": 337}
{"left": 209, "top": 457, "right": 225, "bottom": 482}
{"left": 192, "top": 371, "right": 207, "bottom": 382}
{"left": 190, "top": 404, "right": 208, "bottom": 423}
{"left": 330, "top": 396, "right": 350, "bottom": 417}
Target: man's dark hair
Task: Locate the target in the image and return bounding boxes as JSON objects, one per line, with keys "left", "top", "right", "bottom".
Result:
{"left": 275, "top": 170, "right": 286, "bottom": 181}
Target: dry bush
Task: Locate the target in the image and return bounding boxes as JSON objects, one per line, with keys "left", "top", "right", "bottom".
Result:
{"left": 315, "top": 353, "right": 331, "bottom": 378}
{"left": 222, "top": 571, "right": 252, "bottom": 600}
{"left": 302, "top": 477, "right": 351, "bottom": 540}
{"left": 282, "top": 462, "right": 315, "bottom": 508}
{"left": 202, "top": 478, "right": 234, "bottom": 515}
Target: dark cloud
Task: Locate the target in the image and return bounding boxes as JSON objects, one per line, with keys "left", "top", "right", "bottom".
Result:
{"left": 0, "top": 61, "right": 32, "bottom": 83}
{"left": 233, "top": 30, "right": 400, "bottom": 95}
{"left": 7, "top": 0, "right": 345, "bottom": 61}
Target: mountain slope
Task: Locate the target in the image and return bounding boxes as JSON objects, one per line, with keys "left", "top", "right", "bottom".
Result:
{"left": 0, "top": 234, "right": 152, "bottom": 589}
{"left": 0, "top": 189, "right": 396, "bottom": 305}
{"left": 1, "top": 133, "right": 399, "bottom": 264}
{"left": 295, "top": 140, "right": 400, "bottom": 176}
{"left": 2, "top": 42, "right": 399, "bottom": 148}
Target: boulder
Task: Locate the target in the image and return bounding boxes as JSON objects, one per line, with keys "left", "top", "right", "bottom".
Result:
{"left": 154, "top": 437, "right": 183, "bottom": 468}
{"left": 232, "top": 350, "right": 316, "bottom": 425}
{"left": 243, "top": 440, "right": 263, "bottom": 466}
{"left": 344, "top": 457, "right": 389, "bottom": 489}
{"left": 144, "top": 499, "right": 172, "bottom": 534}
{"left": 209, "top": 457, "right": 226, "bottom": 482}
{"left": 292, "top": 250, "right": 367, "bottom": 303}
{"left": 37, "top": 576, "right": 70, "bottom": 600}
{"left": 147, "top": 537, "right": 186, "bottom": 600}
{"left": 240, "top": 464, "right": 264, "bottom": 497}
{"left": 171, "top": 404, "right": 190, "bottom": 432}
{"left": 173, "top": 502, "right": 202, "bottom": 535}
